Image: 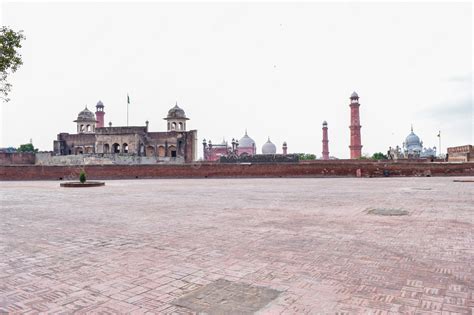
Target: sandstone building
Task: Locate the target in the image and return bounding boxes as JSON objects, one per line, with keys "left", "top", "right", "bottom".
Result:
{"left": 53, "top": 102, "right": 197, "bottom": 163}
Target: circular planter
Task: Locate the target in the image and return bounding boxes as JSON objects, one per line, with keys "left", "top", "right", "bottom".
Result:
{"left": 60, "top": 181, "right": 105, "bottom": 188}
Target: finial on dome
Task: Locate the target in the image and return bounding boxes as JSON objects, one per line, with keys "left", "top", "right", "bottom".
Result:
{"left": 245, "top": 128, "right": 248, "bottom": 136}
{"left": 411, "top": 124, "right": 413, "bottom": 132}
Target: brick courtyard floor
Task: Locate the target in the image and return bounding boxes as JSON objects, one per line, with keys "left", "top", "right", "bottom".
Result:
{"left": 1, "top": 177, "right": 473, "bottom": 314}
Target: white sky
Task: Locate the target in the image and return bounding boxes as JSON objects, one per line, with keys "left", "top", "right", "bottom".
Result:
{"left": 1, "top": 1, "right": 472, "bottom": 158}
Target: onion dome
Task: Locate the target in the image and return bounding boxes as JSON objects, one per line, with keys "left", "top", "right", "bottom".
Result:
{"left": 262, "top": 137, "right": 277, "bottom": 154}
{"left": 322, "top": 120, "right": 328, "bottom": 126}
{"left": 239, "top": 130, "right": 256, "bottom": 148}
{"left": 74, "top": 106, "right": 97, "bottom": 122}
{"left": 96, "top": 100, "right": 104, "bottom": 107}
{"left": 166, "top": 102, "right": 188, "bottom": 120}
{"left": 405, "top": 126, "right": 422, "bottom": 147}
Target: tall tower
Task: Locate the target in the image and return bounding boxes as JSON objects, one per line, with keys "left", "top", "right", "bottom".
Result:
{"left": 322, "top": 121, "right": 329, "bottom": 160}
{"left": 95, "top": 100, "right": 105, "bottom": 128}
{"left": 349, "top": 91, "right": 362, "bottom": 159}
{"left": 282, "top": 142, "right": 288, "bottom": 155}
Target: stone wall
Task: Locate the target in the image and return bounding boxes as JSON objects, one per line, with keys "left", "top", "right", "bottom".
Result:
{"left": 1, "top": 161, "right": 473, "bottom": 180}
{"left": 35, "top": 152, "right": 184, "bottom": 165}
{"left": 0, "top": 152, "right": 36, "bottom": 165}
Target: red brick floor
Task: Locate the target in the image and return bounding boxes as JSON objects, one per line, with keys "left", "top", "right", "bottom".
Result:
{"left": 1, "top": 177, "right": 473, "bottom": 314}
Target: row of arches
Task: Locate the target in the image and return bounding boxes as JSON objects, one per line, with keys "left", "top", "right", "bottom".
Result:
{"left": 103, "top": 143, "right": 128, "bottom": 154}
{"left": 99, "top": 143, "right": 178, "bottom": 157}
{"left": 145, "top": 145, "right": 177, "bottom": 157}
{"left": 73, "top": 146, "right": 94, "bottom": 155}
{"left": 78, "top": 124, "right": 95, "bottom": 133}
{"left": 168, "top": 122, "right": 185, "bottom": 131}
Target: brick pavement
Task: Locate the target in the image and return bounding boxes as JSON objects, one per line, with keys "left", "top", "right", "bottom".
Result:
{"left": 0, "top": 177, "right": 473, "bottom": 314}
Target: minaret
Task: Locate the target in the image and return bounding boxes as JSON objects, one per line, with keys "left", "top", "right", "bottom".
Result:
{"left": 322, "top": 121, "right": 329, "bottom": 160}
{"left": 282, "top": 142, "right": 288, "bottom": 155}
{"left": 95, "top": 101, "right": 105, "bottom": 128}
{"left": 349, "top": 91, "right": 362, "bottom": 159}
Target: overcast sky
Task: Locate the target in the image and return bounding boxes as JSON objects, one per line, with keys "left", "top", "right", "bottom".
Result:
{"left": 1, "top": 2, "right": 472, "bottom": 158}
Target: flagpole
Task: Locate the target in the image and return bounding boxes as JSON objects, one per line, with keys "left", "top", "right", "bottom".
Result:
{"left": 438, "top": 130, "right": 441, "bottom": 158}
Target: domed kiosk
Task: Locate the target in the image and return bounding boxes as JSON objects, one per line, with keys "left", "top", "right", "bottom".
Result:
{"left": 164, "top": 102, "right": 189, "bottom": 131}
{"left": 74, "top": 106, "right": 97, "bottom": 134}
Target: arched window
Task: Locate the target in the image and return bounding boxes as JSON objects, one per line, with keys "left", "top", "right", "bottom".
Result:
{"left": 178, "top": 122, "right": 183, "bottom": 130}
{"left": 103, "top": 144, "right": 110, "bottom": 153}
{"left": 171, "top": 122, "right": 176, "bottom": 130}
{"left": 86, "top": 125, "right": 91, "bottom": 132}
{"left": 112, "top": 143, "right": 120, "bottom": 153}
{"left": 80, "top": 125, "right": 85, "bottom": 132}
{"left": 146, "top": 146, "right": 155, "bottom": 157}
{"left": 123, "top": 143, "right": 129, "bottom": 153}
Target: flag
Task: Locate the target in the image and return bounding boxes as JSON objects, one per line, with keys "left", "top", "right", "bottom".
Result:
{"left": 127, "top": 94, "right": 130, "bottom": 105}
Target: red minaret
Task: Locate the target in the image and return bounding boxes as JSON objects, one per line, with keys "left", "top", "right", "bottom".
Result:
{"left": 95, "top": 100, "right": 105, "bottom": 128}
{"left": 349, "top": 91, "right": 362, "bottom": 159}
{"left": 322, "top": 121, "right": 329, "bottom": 160}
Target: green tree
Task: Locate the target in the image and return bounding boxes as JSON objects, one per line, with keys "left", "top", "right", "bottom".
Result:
{"left": 1, "top": 26, "right": 26, "bottom": 102}
{"left": 371, "top": 152, "right": 388, "bottom": 160}
{"left": 79, "top": 171, "right": 86, "bottom": 184}
{"left": 298, "top": 153, "right": 316, "bottom": 160}
{"left": 17, "top": 143, "right": 38, "bottom": 152}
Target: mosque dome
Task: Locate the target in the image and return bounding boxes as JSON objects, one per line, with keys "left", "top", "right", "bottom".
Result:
{"left": 167, "top": 103, "right": 188, "bottom": 119}
{"left": 262, "top": 138, "right": 277, "bottom": 154}
{"left": 75, "top": 106, "right": 96, "bottom": 122}
{"left": 404, "top": 126, "right": 423, "bottom": 153}
{"left": 239, "top": 130, "right": 256, "bottom": 148}
{"left": 405, "top": 131, "right": 421, "bottom": 147}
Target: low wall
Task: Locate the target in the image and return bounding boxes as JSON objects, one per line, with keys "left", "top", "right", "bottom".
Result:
{"left": 0, "top": 152, "right": 36, "bottom": 165}
{"left": 35, "top": 152, "right": 184, "bottom": 165}
{"left": 1, "top": 161, "right": 473, "bottom": 181}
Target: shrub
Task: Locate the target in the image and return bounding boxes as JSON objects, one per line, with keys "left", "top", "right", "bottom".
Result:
{"left": 79, "top": 171, "right": 86, "bottom": 184}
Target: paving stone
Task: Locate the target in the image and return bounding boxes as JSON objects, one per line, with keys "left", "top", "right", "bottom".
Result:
{"left": 0, "top": 177, "right": 473, "bottom": 313}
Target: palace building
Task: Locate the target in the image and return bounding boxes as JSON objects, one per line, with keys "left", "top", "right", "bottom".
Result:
{"left": 53, "top": 101, "right": 197, "bottom": 163}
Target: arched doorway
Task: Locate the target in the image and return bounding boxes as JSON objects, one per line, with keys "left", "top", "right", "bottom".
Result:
{"left": 123, "top": 143, "right": 129, "bottom": 153}
{"left": 168, "top": 145, "right": 177, "bottom": 158}
{"left": 75, "top": 147, "right": 84, "bottom": 155}
{"left": 103, "top": 143, "right": 110, "bottom": 153}
{"left": 112, "top": 143, "right": 120, "bottom": 153}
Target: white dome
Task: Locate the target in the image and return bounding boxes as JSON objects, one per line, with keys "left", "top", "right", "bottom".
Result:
{"left": 262, "top": 138, "right": 277, "bottom": 154}
{"left": 404, "top": 126, "right": 423, "bottom": 153}
{"left": 239, "top": 130, "right": 256, "bottom": 148}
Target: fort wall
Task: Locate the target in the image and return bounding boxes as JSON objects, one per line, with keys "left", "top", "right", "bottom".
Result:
{"left": 1, "top": 161, "right": 472, "bottom": 180}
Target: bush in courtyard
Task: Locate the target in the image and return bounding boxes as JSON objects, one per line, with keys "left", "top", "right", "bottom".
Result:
{"left": 79, "top": 171, "right": 86, "bottom": 184}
